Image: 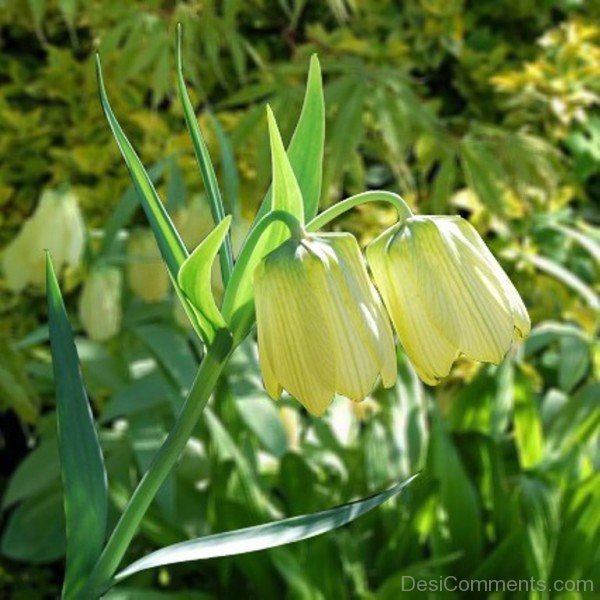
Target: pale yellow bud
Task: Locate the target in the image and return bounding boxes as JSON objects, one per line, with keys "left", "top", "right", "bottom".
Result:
{"left": 254, "top": 232, "right": 397, "bottom": 416}
{"left": 79, "top": 267, "right": 122, "bottom": 341}
{"left": 367, "top": 215, "right": 530, "bottom": 385}
{"left": 127, "top": 229, "right": 169, "bottom": 302}
{"left": 2, "top": 189, "right": 85, "bottom": 291}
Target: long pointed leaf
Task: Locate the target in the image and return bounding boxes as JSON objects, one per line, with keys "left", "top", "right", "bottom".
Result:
{"left": 254, "top": 55, "right": 325, "bottom": 222}
{"left": 177, "top": 216, "right": 232, "bottom": 342}
{"left": 115, "top": 474, "right": 418, "bottom": 582}
{"left": 100, "top": 160, "right": 168, "bottom": 256}
{"left": 176, "top": 25, "right": 234, "bottom": 284}
{"left": 46, "top": 255, "right": 107, "bottom": 599}
{"left": 95, "top": 55, "right": 188, "bottom": 278}
{"left": 221, "top": 106, "right": 305, "bottom": 339}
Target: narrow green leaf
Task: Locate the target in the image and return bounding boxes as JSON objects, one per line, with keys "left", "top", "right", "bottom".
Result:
{"left": 253, "top": 56, "right": 324, "bottom": 221}
{"left": 95, "top": 55, "right": 188, "bottom": 278}
{"left": 284, "top": 54, "right": 324, "bottom": 221}
{"left": 525, "top": 252, "right": 600, "bottom": 310}
{"left": 176, "top": 25, "right": 233, "bottom": 284}
{"left": 428, "top": 407, "right": 483, "bottom": 576}
{"left": 46, "top": 255, "right": 107, "bottom": 599}
{"left": 207, "top": 112, "right": 240, "bottom": 217}
{"left": 177, "top": 216, "right": 232, "bottom": 341}
{"left": 221, "top": 107, "right": 305, "bottom": 340}
{"left": 513, "top": 367, "right": 545, "bottom": 469}
{"left": 115, "top": 474, "right": 418, "bottom": 582}
{"left": 101, "top": 160, "right": 168, "bottom": 256}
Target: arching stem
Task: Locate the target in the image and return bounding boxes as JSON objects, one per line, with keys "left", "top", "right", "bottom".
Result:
{"left": 307, "top": 191, "right": 413, "bottom": 232}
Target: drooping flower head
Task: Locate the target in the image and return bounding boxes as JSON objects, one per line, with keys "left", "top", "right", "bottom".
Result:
{"left": 254, "top": 232, "right": 396, "bottom": 416}
{"left": 367, "top": 215, "right": 530, "bottom": 385}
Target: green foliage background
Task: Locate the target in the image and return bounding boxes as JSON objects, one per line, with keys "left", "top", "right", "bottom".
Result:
{"left": 0, "top": 0, "right": 599, "bottom": 597}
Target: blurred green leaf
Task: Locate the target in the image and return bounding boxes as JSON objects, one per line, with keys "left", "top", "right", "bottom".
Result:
{"left": 429, "top": 408, "right": 483, "bottom": 575}
{"left": 513, "top": 368, "right": 544, "bottom": 470}
{"left": 2, "top": 439, "right": 60, "bottom": 509}
{"left": 1, "top": 488, "right": 65, "bottom": 564}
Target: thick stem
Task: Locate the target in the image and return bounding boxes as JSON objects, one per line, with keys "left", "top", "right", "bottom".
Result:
{"left": 85, "top": 330, "right": 233, "bottom": 597}
{"left": 307, "top": 191, "right": 413, "bottom": 232}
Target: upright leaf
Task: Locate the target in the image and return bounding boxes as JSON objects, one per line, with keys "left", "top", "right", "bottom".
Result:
{"left": 46, "top": 255, "right": 107, "bottom": 599}
{"left": 254, "top": 54, "right": 325, "bottom": 222}
{"left": 221, "top": 107, "right": 305, "bottom": 340}
{"left": 101, "top": 160, "right": 168, "bottom": 256}
{"left": 95, "top": 55, "right": 188, "bottom": 278}
{"left": 176, "top": 25, "right": 234, "bottom": 284}
{"left": 513, "top": 367, "right": 544, "bottom": 469}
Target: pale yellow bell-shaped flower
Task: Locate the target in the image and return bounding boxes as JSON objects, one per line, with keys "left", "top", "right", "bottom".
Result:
{"left": 79, "top": 267, "right": 122, "bottom": 342}
{"left": 254, "top": 232, "right": 397, "bottom": 416}
{"left": 367, "top": 215, "right": 530, "bottom": 385}
{"left": 127, "top": 229, "right": 170, "bottom": 302}
{"left": 2, "top": 189, "right": 85, "bottom": 291}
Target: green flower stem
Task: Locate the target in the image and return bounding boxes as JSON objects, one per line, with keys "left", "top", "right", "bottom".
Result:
{"left": 85, "top": 330, "right": 233, "bottom": 597}
{"left": 222, "top": 209, "right": 304, "bottom": 341}
{"left": 307, "top": 191, "right": 413, "bottom": 232}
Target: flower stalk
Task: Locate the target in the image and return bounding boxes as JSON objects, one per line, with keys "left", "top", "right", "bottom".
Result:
{"left": 307, "top": 190, "right": 413, "bottom": 232}
{"left": 84, "top": 330, "right": 233, "bottom": 596}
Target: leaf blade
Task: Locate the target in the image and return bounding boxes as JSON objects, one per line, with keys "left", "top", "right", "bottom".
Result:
{"left": 95, "top": 55, "right": 188, "bottom": 278}
{"left": 177, "top": 215, "right": 232, "bottom": 341}
{"left": 116, "top": 474, "right": 418, "bottom": 581}
{"left": 221, "top": 107, "right": 305, "bottom": 340}
{"left": 176, "top": 25, "right": 234, "bottom": 284}
{"left": 46, "top": 255, "right": 107, "bottom": 598}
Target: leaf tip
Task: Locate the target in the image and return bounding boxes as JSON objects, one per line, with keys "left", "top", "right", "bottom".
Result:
{"left": 266, "top": 105, "right": 283, "bottom": 148}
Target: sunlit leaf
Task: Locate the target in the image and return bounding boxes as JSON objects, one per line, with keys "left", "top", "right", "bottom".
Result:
{"left": 95, "top": 55, "right": 188, "bottom": 278}
{"left": 115, "top": 474, "right": 418, "bottom": 582}
{"left": 177, "top": 216, "right": 232, "bottom": 342}
{"left": 176, "top": 25, "right": 233, "bottom": 283}
{"left": 221, "top": 107, "right": 305, "bottom": 341}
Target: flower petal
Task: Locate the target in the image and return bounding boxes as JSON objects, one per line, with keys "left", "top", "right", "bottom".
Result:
{"left": 255, "top": 243, "right": 336, "bottom": 416}
{"left": 368, "top": 226, "right": 459, "bottom": 384}
{"left": 324, "top": 234, "right": 397, "bottom": 392}
{"left": 407, "top": 217, "right": 514, "bottom": 364}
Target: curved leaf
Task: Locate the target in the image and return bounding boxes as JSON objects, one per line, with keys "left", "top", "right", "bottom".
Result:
{"left": 95, "top": 55, "right": 188, "bottom": 278}
{"left": 46, "top": 255, "right": 107, "bottom": 599}
{"left": 115, "top": 474, "right": 418, "bottom": 582}
{"left": 178, "top": 216, "right": 232, "bottom": 342}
